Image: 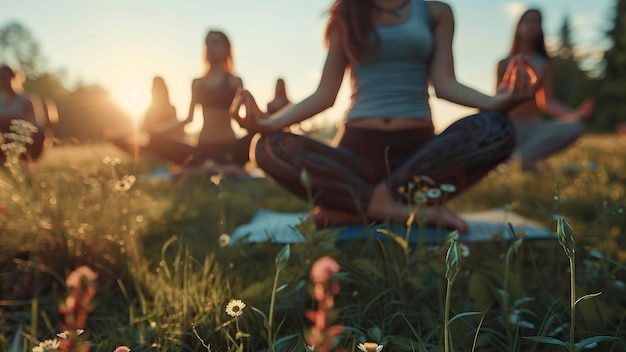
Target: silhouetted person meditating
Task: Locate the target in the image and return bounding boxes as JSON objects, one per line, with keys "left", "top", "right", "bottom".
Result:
{"left": 231, "top": 0, "right": 540, "bottom": 232}
{"left": 137, "top": 30, "right": 251, "bottom": 175}
{"left": 113, "top": 75, "right": 185, "bottom": 157}
{"left": 141, "top": 76, "right": 185, "bottom": 140}
{"left": 127, "top": 30, "right": 290, "bottom": 176}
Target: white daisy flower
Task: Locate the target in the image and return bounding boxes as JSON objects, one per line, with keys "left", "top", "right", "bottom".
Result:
{"left": 113, "top": 180, "right": 132, "bottom": 192}
{"left": 225, "top": 299, "right": 246, "bottom": 317}
{"left": 102, "top": 156, "right": 121, "bottom": 165}
{"left": 357, "top": 342, "right": 384, "bottom": 352}
{"left": 426, "top": 188, "right": 442, "bottom": 199}
{"left": 57, "top": 328, "right": 85, "bottom": 339}
{"left": 32, "top": 338, "right": 60, "bottom": 352}
{"left": 218, "top": 234, "right": 231, "bottom": 248}
{"left": 122, "top": 175, "right": 136, "bottom": 186}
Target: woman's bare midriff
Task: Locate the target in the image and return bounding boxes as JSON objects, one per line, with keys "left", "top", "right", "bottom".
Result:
{"left": 198, "top": 108, "right": 237, "bottom": 144}
{"left": 344, "top": 117, "right": 433, "bottom": 131}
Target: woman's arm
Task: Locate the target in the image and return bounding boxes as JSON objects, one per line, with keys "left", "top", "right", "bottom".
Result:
{"left": 496, "top": 59, "right": 508, "bottom": 91}
{"left": 535, "top": 60, "right": 592, "bottom": 121}
{"left": 20, "top": 96, "right": 39, "bottom": 127}
{"left": 234, "top": 76, "right": 244, "bottom": 91}
{"left": 24, "top": 94, "right": 47, "bottom": 128}
{"left": 428, "top": 2, "right": 494, "bottom": 109}
{"left": 184, "top": 79, "right": 201, "bottom": 124}
{"left": 149, "top": 80, "right": 197, "bottom": 134}
{"left": 266, "top": 29, "right": 347, "bottom": 129}
{"left": 428, "top": 2, "right": 537, "bottom": 111}
{"left": 232, "top": 29, "right": 347, "bottom": 133}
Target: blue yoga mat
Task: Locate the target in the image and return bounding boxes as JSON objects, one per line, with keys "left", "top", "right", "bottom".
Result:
{"left": 230, "top": 208, "right": 556, "bottom": 245}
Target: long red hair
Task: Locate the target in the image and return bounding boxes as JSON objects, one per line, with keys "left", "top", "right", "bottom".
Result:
{"left": 324, "top": 0, "right": 377, "bottom": 63}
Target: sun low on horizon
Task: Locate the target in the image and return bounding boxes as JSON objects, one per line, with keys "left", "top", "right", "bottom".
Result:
{"left": 111, "top": 79, "right": 152, "bottom": 125}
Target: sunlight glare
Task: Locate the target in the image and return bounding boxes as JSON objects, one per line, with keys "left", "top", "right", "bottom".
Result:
{"left": 114, "top": 80, "right": 151, "bottom": 123}
{"left": 502, "top": 2, "right": 527, "bottom": 21}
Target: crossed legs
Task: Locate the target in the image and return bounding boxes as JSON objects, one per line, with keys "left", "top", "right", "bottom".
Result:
{"left": 254, "top": 111, "right": 514, "bottom": 232}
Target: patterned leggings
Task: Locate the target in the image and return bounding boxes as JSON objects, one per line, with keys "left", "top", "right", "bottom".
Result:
{"left": 254, "top": 110, "right": 515, "bottom": 213}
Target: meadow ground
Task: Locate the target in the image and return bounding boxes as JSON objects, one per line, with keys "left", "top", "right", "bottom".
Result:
{"left": 1, "top": 133, "right": 625, "bottom": 351}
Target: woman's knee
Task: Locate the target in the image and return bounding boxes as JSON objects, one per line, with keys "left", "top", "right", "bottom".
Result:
{"left": 452, "top": 110, "right": 514, "bottom": 143}
{"left": 565, "top": 121, "right": 585, "bottom": 139}
{"left": 254, "top": 132, "right": 293, "bottom": 170}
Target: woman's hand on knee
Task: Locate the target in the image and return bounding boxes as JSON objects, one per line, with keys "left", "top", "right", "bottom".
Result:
{"left": 576, "top": 98, "right": 595, "bottom": 120}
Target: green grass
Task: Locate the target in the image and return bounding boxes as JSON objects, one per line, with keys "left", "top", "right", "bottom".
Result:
{"left": 1, "top": 134, "right": 625, "bottom": 352}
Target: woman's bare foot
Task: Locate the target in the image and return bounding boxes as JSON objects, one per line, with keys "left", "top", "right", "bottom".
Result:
{"left": 413, "top": 206, "right": 468, "bottom": 233}
{"left": 366, "top": 183, "right": 468, "bottom": 233}
{"left": 312, "top": 206, "right": 366, "bottom": 227}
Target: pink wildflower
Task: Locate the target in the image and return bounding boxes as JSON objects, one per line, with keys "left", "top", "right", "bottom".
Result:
{"left": 310, "top": 256, "right": 339, "bottom": 284}
{"left": 0, "top": 202, "right": 8, "bottom": 215}
{"left": 66, "top": 266, "right": 98, "bottom": 288}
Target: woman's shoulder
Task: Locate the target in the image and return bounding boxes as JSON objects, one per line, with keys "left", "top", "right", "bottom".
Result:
{"left": 427, "top": 1, "right": 453, "bottom": 20}
{"left": 191, "top": 77, "right": 204, "bottom": 88}
{"left": 226, "top": 74, "right": 243, "bottom": 89}
{"left": 498, "top": 56, "right": 512, "bottom": 67}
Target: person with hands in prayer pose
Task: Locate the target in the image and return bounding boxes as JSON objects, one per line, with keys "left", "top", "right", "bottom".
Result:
{"left": 497, "top": 9, "right": 594, "bottom": 171}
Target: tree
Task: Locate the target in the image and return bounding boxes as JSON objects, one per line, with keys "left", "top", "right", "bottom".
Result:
{"left": 594, "top": 0, "right": 626, "bottom": 132}
{"left": 54, "top": 84, "right": 133, "bottom": 142}
{"left": 0, "top": 21, "right": 132, "bottom": 141}
{"left": 550, "top": 15, "right": 593, "bottom": 112}
{"left": 557, "top": 14, "right": 574, "bottom": 59}
{"left": 0, "top": 21, "right": 46, "bottom": 78}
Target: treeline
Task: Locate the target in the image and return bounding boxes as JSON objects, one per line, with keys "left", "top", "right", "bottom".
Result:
{"left": 0, "top": 22, "right": 132, "bottom": 142}
{"left": 2, "top": 0, "right": 626, "bottom": 139}
{"left": 550, "top": 0, "right": 626, "bottom": 132}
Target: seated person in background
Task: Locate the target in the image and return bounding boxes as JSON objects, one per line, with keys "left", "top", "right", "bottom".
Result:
{"left": 0, "top": 65, "right": 52, "bottom": 164}
{"left": 141, "top": 76, "right": 185, "bottom": 140}
{"left": 267, "top": 78, "right": 291, "bottom": 115}
{"left": 497, "top": 9, "right": 594, "bottom": 172}
{"left": 113, "top": 75, "right": 186, "bottom": 157}
{"left": 146, "top": 30, "right": 251, "bottom": 175}
{"left": 140, "top": 31, "right": 289, "bottom": 177}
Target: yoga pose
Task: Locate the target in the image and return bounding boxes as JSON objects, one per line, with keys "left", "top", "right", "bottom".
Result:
{"left": 0, "top": 65, "right": 51, "bottom": 164}
{"left": 231, "top": 0, "right": 539, "bottom": 232}
{"left": 141, "top": 76, "right": 185, "bottom": 140}
{"left": 138, "top": 30, "right": 253, "bottom": 170}
{"left": 497, "top": 9, "right": 594, "bottom": 171}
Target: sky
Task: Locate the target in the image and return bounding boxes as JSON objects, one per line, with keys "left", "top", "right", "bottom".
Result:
{"left": 0, "top": 0, "right": 614, "bottom": 133}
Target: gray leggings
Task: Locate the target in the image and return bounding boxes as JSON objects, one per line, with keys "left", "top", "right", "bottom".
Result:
{"left": 512, "top": 118, "right": 584, "bottom": 168}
